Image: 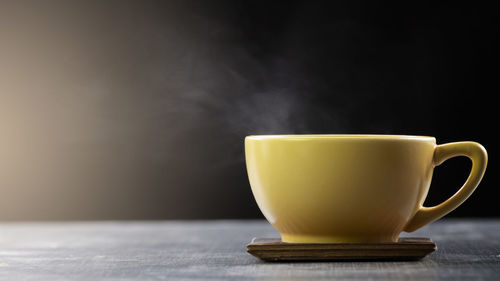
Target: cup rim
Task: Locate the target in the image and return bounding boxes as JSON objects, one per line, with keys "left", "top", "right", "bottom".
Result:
{"left": 246, "top": 134, "right": 436, "bottom": 141}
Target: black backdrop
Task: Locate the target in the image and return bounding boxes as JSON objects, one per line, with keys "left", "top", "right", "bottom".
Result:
{"left": 0, "top": 0, "right": 497, "bottom": 220}
{"left": 205, "top": 0, "right": 499, "bottom": 218}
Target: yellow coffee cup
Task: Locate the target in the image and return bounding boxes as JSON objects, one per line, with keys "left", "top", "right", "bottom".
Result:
{"left": 245, "top": 135, "right": 487, "bottom": 243}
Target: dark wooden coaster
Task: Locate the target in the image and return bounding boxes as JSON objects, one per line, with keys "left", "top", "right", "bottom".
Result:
{"left": 247, "top": 237, "right": 436, "bottom": 261}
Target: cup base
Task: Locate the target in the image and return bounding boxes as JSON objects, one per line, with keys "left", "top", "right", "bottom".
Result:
{"left": 281, "top": 233, "right": 399, "bottom": 243}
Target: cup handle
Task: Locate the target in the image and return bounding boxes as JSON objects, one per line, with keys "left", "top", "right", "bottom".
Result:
{"left": 404, "top": 141, "right": 488, "bottom": 232}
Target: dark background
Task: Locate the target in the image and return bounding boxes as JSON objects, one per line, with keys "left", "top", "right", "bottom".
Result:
{"left": 0, "top": 0, "right": 497, "bottom": 220}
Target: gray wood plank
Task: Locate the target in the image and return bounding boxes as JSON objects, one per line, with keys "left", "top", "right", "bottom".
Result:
{"left": 0, "top": 219, "right": 499, "bottom": 280}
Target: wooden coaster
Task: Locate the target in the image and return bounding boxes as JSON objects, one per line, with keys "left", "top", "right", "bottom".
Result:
{"left": 247, "top": 237, "right": 436, "bottom": 261}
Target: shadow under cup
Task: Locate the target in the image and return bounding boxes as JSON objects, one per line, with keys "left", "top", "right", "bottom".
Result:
{"left": 245, "top": 135, "right": 487, "bottom": 243}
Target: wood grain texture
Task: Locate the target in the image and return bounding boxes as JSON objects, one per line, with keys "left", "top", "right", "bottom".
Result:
{"left": 0, "top": 219, "right": 499, "bottom": 280}
{"left": 247, "top": 237, "right": 436, "bottom": 261}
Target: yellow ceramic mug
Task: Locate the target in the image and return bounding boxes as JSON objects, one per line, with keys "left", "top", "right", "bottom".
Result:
{"left": 245, "top": 135, "right": 487, "bottom": 243}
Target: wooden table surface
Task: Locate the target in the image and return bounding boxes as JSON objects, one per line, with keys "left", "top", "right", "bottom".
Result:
{"left": 0, "top": 219, "right": 499, "bottom": 280}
